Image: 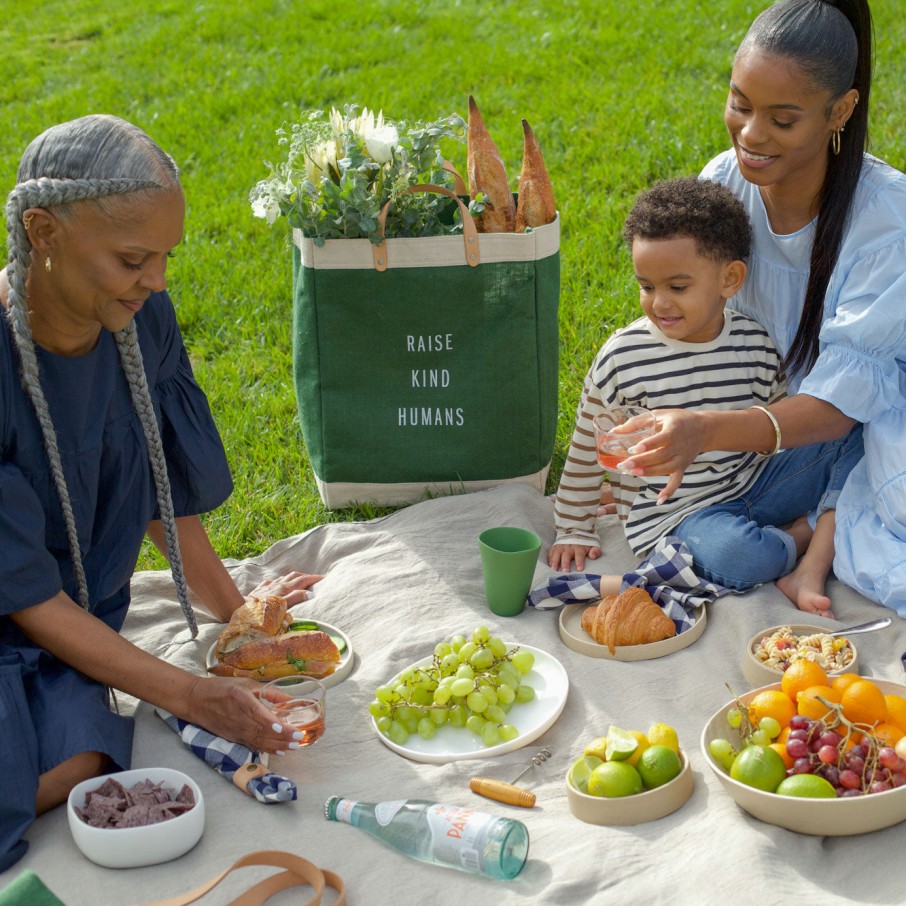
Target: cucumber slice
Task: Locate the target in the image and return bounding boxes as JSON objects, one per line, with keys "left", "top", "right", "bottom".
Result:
{"left": 329, "top": 633, "right": 347, "bottom": 654}
{"left": 288, "top": 620, "right": 319, "bottom": 632}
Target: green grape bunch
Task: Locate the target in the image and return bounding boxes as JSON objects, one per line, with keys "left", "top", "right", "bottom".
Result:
{"left": 370, "top": 626, "right": 536, "bottom": 748}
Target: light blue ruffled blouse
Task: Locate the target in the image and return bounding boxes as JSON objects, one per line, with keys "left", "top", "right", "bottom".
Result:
{"left": 702, "top": 151, "right": 906, "bottom": 611}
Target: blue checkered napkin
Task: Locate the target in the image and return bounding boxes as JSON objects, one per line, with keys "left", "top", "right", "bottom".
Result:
{"left": 155, "top": 709, "right": 297, "bottom": 803}
{"left": 528, "top": 537, "right": 735, "bottom": 634}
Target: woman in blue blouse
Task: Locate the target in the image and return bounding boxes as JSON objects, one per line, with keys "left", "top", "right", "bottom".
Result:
{"left": 0, "top": 115, "right": 319, "bottom": 870}
{"left": 621, "top": 0, "right": 906, "bottom": 614}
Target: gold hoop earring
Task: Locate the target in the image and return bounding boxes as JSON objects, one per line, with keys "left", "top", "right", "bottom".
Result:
{"left": 831, "top": 129, "right": 842, "bottom": 156}
{"left": 45, "top": 256, "right": 52, "bottom": 273}
{"left": 23, "top": 213, "right": 33, "bottom": 232}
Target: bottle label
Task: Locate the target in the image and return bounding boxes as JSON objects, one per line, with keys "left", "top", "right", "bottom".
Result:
{"left": 374, "top": 799, "right": 407, "bottom": 827}
{"left": 333, "top": 799, "right": 358, "bottom": 824}
{"left": 425, "top": 804, "right": 492, "bottom": 873}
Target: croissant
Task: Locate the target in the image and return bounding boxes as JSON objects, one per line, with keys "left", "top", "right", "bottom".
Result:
{"left": 580, "top": 588, "right": 676, "bottom": 654}
{"left": 515, "top": 119, "right": 556, "bottom": 232}
{"left": 215, "top": 595, "right": 290, "bottom": 659}
{"left": 467, "top": 95, "right": 517, "bottom": 233}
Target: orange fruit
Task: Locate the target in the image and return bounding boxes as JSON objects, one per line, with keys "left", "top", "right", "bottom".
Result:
{"left": 781, "top": 660, "right": 828, "bottom": 701}
{"left": 840, "top": 679, "right": 888, "bottom": 728}
{"left": 796, "top": 685, "right": 841, "bottom": 721}
{"left": 873, "top": 723, "right": 905, "bottom": 746}
{"left": 748, "top": 690, "right": 796, "bottom": 729}
{"left": 770, "top": 742, "right": 795, "bottom": 770}
{"left": 830, "top": 673, "right": 861, "bottom": 694}
{"left": 884, "top": 694, "right": 906, "bottom": 733}
{"left": 777, "top": 726, "right": 792, "bottom": 746}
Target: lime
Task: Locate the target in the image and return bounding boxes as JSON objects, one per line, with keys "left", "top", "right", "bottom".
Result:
{"left": 583, "top": 736, "right": 609, "bottom": 761}
{"left": 776, "top": 774, "right": 837, "bottom": 799}
{"left": 637, "top": 745, "right": 683, "bottom": 789}
{"left": 569, "top": 755, "right": 604, "bottom": 793}
{"left": 730, "top": 745, "right": 787, "bottom": 792}
{"left": 604, "top": 726, "right": 639, "bottom": 762}
{"left": 647, "top": 722, "right": 680, "bottom": 753}
{"left": 625, "top": 730, "right": 650, "bottom": 768}
{"left": 587, "top": 761, "right": 643, "bottom": 798}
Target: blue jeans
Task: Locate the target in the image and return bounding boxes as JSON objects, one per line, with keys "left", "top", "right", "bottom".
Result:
{"left": 671, "top": 426, "right": 864, "bottom": 590}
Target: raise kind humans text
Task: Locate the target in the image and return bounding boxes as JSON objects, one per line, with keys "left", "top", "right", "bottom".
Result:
{"left": 400, "top": 333, "right": 464, "bottom": 427}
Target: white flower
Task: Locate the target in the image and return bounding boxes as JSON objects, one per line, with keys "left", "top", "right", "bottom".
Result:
{"left": 329, "top": 107, "right": 346, "bottom": 137}
{"left": 348, "top": 107, "right": 376, "bottom": 142}
{"left": 305, "top": 139, "right": 338, "bottom": 183}
{"left": 365, "top": 124, "right": 399, "bottom": 164}
{"left": 250, "top": 191, "right": 280, "bottom": 224}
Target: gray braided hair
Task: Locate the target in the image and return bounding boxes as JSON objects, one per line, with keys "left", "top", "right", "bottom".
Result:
{"left": 4, "top": 115, "right": 199, "bottom": 636}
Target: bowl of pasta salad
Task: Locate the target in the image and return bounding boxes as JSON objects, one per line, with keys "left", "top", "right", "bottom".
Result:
{"left": 744, "top": 624, "right": 858, "bottom": 687}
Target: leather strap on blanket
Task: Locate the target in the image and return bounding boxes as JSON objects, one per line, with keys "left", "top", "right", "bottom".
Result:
{"left": 136, "top": 851, "right": 345, "bottom": 906}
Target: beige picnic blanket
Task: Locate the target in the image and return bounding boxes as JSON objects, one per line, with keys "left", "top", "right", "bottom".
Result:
{"left": 5, "top": 483, "right": 906, "bottom": 905}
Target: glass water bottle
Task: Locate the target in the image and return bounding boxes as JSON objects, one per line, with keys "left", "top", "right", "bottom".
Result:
{"left": 324, "top": 796, "right": 529, "bottom": 880}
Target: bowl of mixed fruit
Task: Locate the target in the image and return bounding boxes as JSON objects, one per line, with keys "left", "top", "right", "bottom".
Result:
{"left": 702, "top": 661, "right": 906, "bottom": 835}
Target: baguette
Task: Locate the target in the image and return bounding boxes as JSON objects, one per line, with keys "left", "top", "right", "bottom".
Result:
{"left": 467, "top": 95, "right": 517, "bottom": 233}
{"left": 215, "top": 595, "right": 290, "bottom": 659}
{"left": 209, "top": 630, "right": 341, "bottom": 680}
{"left": 515, "top": 119, "right": 556, "bottom": 231}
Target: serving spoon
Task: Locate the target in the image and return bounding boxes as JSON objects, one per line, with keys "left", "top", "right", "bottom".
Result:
{"left": 828, "top": 616, "right": 892, "bottom": 636}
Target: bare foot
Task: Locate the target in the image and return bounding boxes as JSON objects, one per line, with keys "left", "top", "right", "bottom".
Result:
{"left": 776, "top": 568, "right": 835, "bottom": 620}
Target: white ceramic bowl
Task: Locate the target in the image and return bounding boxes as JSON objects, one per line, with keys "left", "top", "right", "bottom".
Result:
{"left": 743, "top": 624, "right": 858, "bottom": 687}
{"left": 67, "top": 767, "right": 204, "bottom": 867}
{"left": 701, "top": 681, "right": 906, "bottom": 836}
{"left": 565, "top": 750, "right": 693, "bottom": 825}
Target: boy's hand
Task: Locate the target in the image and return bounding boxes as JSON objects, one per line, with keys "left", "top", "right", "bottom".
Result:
{"left": 548, "top": 543, "right": 601, "bottom": 572}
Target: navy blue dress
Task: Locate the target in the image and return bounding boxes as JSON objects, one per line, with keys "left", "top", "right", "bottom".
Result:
{"left": 0, "top": 291, "right": 232, "bottom": 871}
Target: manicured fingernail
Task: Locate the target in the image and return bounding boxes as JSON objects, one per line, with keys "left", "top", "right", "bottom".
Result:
{"left": 292, "top": 731, "right": 304, "bottom": 741}
{"left": 288, "top": 741, "right": 301, "bottom": 750}
{"left": 272, "top": 722, "right": 283, "bottom": 733}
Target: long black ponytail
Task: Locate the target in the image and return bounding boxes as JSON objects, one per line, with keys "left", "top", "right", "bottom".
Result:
{"left": 739, "top": 0, "right": 872, "bottom": 379}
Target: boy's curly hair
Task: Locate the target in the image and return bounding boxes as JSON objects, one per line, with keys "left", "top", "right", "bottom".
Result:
{"left": 622, "top": 176, "right": 752, "bottom": 262}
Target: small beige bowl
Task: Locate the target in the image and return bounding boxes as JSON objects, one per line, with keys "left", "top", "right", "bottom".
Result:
{"left": 67, "top": 767, "right": 204, "bottom": 868}
{"left": 743, "top": 624, "right": 859, "bottom": 687}
{"left": 701, "top": 680, "right": 906, "bottom": 836}
{"left": 565, "top": 750, "right": 693, "bottom": 825}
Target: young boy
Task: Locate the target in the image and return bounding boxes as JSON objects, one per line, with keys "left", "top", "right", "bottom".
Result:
{"left": 549, "top": 177, "right": 859, "bottom": 614}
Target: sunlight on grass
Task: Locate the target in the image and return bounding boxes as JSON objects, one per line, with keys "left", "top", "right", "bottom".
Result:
{"left": 2, "top": 0, "right": 903, "bottom": 569}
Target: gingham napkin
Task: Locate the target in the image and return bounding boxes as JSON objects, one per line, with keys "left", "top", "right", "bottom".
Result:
{"left": 155, "top": 709, "right": 297, "bottom": 803}
{"left": 528, "top": 536, "right": 737, "bottom": 633}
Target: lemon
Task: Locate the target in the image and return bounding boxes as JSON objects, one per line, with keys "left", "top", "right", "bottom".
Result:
{"left": 587, "top": 761, "right": 643, "bottom": 798}
{"left": 637, "top": 745, "right": 683, "bottom": 789}
{"left": 647, "top": 722, "right": 680, "bottom": 753}
{"left": 569, "top": 755, "right": 604, "bottom": 793}
{"left": 730, "top": 745, "right": 787, "bottom": 793}
{"left": 604, "top": 726, "right": 639, "bottom": 762}
{"left": 583, "top": 736, "right": 609, "bottom": 761}
{"left": 625, "top": 730, "right": 650, "bottom": 768}
{"left": 776, "top": 774, "right": 837, "bottom": 799}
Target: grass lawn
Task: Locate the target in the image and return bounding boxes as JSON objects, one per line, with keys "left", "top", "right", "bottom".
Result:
{"left": 2, "top": 0, "right": 904, "bottom": 571}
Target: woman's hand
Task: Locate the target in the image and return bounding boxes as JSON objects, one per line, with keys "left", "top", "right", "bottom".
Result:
{"left": 548, "top": 543, "right": 601, "bottom": 572}
{"left": 247, "top": 571, "right": 325, "bottom": 607}
{"left": 619, "top": 408, "right": 708, "bottom": 501}
{"left": 184, "top": 675, "right": 303, "bottom": 755}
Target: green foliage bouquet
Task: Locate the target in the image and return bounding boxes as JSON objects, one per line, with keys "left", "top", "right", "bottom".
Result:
{"left": 250, "top": 104, "right": 466, "bottom": 245}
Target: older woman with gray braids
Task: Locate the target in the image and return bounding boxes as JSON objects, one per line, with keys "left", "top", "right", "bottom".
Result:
{"left": 0, "top": 115, "right": 322, "bottom": 871}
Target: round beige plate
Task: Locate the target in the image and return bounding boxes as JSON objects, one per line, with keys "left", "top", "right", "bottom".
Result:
{"left": 558, "top": 603, "right": 706, "bottom": 660}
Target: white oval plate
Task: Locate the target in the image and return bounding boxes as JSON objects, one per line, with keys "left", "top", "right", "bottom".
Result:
{"left": 558, "top": 604, "right": 706, "bottom": 661}
{"left": 372, "top": 643, "right": 568, "bottom": 764}
{"left": 206, "top": 616, "right": 354, "bottom": 689}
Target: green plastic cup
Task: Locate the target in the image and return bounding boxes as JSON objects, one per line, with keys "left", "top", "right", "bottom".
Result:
{"left": 478, "top": 527, "right": 542, "bottom": 617}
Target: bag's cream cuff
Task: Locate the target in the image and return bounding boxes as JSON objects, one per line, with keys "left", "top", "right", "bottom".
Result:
{"left": 294, "top": 214, "right": 559, "bottom": 270}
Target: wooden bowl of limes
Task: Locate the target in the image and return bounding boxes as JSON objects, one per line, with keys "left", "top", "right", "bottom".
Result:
{"left": 565, "top": 730, "right": 693, "bottom": 826}
{"left": 701, "top": 680, "right": 906, "bottom": 836}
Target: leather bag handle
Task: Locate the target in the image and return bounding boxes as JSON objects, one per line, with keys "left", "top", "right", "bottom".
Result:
{"left": 135, "top": 850, "right": 345, "bottom": 906}
{"left": 373, "top": 183, "right": 479, "bottom": 272}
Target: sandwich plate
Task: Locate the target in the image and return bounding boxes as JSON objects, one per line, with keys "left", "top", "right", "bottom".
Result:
{"left": 558, "top": 603, "right": 706, "bottom": 661}
{"left": 205, "top": 618, "right": 354, "bottom": 689}
{"left": 372, "top": 643, "right": 568, "bottom": 764}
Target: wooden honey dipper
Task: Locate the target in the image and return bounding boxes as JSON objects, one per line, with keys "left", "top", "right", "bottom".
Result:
{"left": 469, "top": 748, "right": 552, "bottom": 808}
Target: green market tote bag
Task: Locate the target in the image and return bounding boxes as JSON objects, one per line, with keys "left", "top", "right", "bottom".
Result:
{"left": 292, "top": 185, "right": 559, "bottom": 508}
